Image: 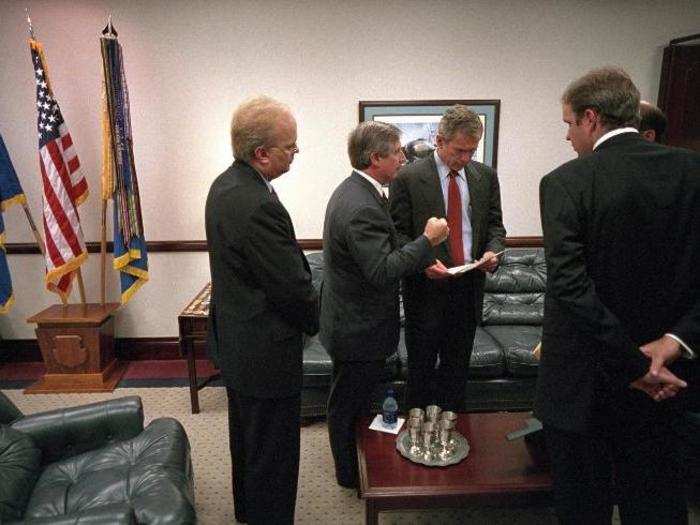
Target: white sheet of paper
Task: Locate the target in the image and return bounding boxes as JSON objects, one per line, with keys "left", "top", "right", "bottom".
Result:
{"left": 447, "top": 250, "right": 506, "bottom": 275}
{"left": 368, "top": 414, "right": 405, "bottom": 434}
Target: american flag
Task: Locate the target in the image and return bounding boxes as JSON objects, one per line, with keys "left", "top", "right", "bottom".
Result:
{"left": 30, "top": 39, "right": 88, "bottom": 300}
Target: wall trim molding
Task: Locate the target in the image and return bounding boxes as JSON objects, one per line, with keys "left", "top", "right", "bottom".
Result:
{"left": 0, "top": 337, "right": 207, "bottom": 363}
{"left": 5, "top": 236, "right": 542, "bottom": 254}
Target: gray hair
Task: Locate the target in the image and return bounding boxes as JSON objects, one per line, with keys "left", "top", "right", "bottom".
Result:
{"left": 562, "top": 67, "right": 640, "bottom": 130}
{"left": 438, "top": 105, "right": 483, "bottom": 141}
{"left": 348, "top": 121, "right": 401, "bottom": 170}
{"left": 230, "top": 96, "right": 291, "bottom": 162}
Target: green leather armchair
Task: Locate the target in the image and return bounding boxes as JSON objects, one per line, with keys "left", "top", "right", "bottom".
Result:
{"left": 0, "top": 393, "right": 195, "bottom": 524}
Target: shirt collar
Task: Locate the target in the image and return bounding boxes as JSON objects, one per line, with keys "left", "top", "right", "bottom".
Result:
{"left": 354, "top": 169, "right": 386, "bottom": 197}
{"left": 593, "top": 127, "right": 638, "bottom": 151}
{"left": 434, "top": 150, "right": 465, "bottom": 180}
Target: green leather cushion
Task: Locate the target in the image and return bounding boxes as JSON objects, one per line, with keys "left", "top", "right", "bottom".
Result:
{"left": 24, "top": 418, "right": 195, "bottom": 524}
{"left": 0, "top": 424, "right": 42, "bottom": 520}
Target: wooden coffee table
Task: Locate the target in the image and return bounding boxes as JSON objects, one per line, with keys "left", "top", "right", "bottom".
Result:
{"left": 356, "top": 412, "right": 552, "bottom": 524}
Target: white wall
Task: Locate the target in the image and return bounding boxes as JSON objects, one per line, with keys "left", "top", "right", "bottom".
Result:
{"left": 0, "top": 0, "right": 698, "bottom": 338}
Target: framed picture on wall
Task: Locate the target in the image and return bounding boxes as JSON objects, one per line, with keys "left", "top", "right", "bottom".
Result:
{"left": 359, "top": 100, "right": 500, "bottom": 168}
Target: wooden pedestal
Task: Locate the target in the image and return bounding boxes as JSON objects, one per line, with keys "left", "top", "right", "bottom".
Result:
{"left": 25, "top": 303, "right": 125, "bottom": 394}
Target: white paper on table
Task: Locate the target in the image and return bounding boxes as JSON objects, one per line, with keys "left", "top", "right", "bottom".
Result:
{"left": 447, "top": 250, "right": 506, "bottom": 275}
{"left": 368, "top": 414, "right": 405, "bottom": 434}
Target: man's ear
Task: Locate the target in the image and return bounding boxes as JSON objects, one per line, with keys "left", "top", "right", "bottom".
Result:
{"left": 253, "top": 145, "right": 270, "bottom": 165}
{"left": 435, "top": 134, "right": 445, "bottom": 149}
{"left": 642, "top": 129, "right": 656, "bottom": 142}
{"left": 369, "top": 151, "right": 382, "bottom": 167}
{"left": 582, "top": 108, "right": 598, "bottom": 130}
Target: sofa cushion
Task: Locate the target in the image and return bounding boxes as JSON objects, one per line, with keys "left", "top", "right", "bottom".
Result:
{"left": 396, "top": 327, "right": 505, "bottom": 379}
{"left": 0, "top": 424, "right": 42, "bottom": 521}
{"left": 469, "top": 327, "right": 506, "bottom": 378}
{"left": 24, "top": 418, "right": 195, "bottom": 524}
{"left": 483, "top": 325, "right": 541, "bottom": 377}
{"left": 483, "top": 248, "right": 546, "bottom": 325}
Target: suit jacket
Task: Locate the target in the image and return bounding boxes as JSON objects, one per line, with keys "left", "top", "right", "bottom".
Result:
{"left": 320, "top": 171, "right": 434, "bottom": 361}
{"left": 389, "top": 155, "right": 506, "bottom": 321}
{"left": 536, "top": 133, "right": 700, "bottom": 434}
{"left": 205, "top": 160, "right": 319, "bottom": 398}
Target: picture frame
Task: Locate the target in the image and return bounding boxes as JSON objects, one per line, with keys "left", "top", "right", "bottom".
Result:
{"left": 359, "top": 100, "right": 500, "bottom": 168}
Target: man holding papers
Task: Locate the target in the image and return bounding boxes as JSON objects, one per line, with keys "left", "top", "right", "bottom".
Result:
{"left": 390, "top": 105, "right": 506, "bottom": 411}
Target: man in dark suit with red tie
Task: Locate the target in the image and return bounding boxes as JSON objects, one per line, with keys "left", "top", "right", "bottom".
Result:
{"left": 537, "top": 67, "right": 698, "bottom": 524}
{"left": 390, "top": 105, "right": 506, "bottom": 412}
{"left": 206, "top": 96, "right": 319, "bottom": 525}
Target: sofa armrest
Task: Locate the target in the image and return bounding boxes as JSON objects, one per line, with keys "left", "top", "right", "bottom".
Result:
{"left": 13, "top": 503, "right": 136, "bottom": 524}
{"left": 11, "top": 396, "right": 144, "bottom": 465}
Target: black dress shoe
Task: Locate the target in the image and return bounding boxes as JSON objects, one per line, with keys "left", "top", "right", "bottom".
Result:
{"left": 336, "top": 477, "right": 357, "bottom": 489}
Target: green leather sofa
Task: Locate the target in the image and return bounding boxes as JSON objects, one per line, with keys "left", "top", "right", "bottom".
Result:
{"left": 0, "top": 393, "right": 195, "bottom": 524}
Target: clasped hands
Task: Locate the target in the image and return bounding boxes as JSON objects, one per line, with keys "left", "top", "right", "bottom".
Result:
{"left": 630, "top": 334, "right": 687, "bottom": 402}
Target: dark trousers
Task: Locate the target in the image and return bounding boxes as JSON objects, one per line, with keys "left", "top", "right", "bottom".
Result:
{"left": 543, "top": 392, "right": 687, "bottom": 525}
{"left": 226, "top": 386, "right": 301, "bottom": 525}
{"left": 327, "top": 359, "right": 386, "bottom": 486}
{"left": 404, "top": 274, "right": 477, "bottom": 411}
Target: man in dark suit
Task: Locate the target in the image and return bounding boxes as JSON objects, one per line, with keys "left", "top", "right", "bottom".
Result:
{"left": 321, "top": 121, "right": 448, "bottom": 488}
{"left": 389, "top": 105, "right": 506, "bottom": 411}
{"left": 638, "top": 100, "right": 668, "bottom": 143}
{"left": 205, "top": 96, "right": 318, "bottom": 525}
{"left": 537, "top": 67, "right": 698, "bottom": 524}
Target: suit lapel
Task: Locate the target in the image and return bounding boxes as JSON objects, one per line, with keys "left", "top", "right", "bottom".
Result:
{"left": 417, "top": 156, "right": 446, "bottom": 217}
{"left": 350, "top": 171, "right": 398, "bottom": 247}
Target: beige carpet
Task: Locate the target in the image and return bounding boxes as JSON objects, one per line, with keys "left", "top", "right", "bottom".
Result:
{"left": 4, "top": 387, "right": 697, "bottom": 524}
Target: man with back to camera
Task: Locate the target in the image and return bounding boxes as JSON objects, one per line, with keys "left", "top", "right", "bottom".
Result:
{"left": 389, "top": 105, "right": 506, "bottom": 412}
{"left": 320, "top": 121, "right": 448, "bottom": 488}
{"left": 205, "top": 96, "right": 319, "bottom": 524}
{"left": 537, "top": 66, "right": 699, "bottom": 524}
{"left": 638, "top": 100, "right": 668, "bottom": 143}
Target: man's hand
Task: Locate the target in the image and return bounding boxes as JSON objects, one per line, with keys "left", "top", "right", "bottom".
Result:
{"left": 478, "top": 251, "right": 500, "bottom": 273}
{"left": 639, "top": 335, "right": 682, "bottom": 377}
{"left": 630, "top": 365, "right": 687, "bottom": 401}
{"left": 425, "top": 259, "right": 451, "bottom": 280}
{"left": 423, "top": 217, "right": 449, "bottom": 246}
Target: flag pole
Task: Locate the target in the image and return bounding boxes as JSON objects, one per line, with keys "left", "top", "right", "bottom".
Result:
{"left": 25, "top": 7, "right": 35, "bottom": 39}
{"left": 100, "top": 200, "right": 107, "bottom": 305}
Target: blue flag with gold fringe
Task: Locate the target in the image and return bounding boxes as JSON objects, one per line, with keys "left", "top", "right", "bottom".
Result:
{"left": 0, "top": 133, "right": 27, "bottom": 313}
{"left": 100, "top": 25, "right": 148, "bottom": 304}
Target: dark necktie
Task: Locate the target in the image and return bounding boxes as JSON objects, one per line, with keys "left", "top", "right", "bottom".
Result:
{"left": 447, "top": 170, "right": 464, "bottom": 265}
{"left": 380, "top": 192, "right": 389, "bottom": 209}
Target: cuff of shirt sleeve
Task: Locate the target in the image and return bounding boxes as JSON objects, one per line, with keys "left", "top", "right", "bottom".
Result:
{"left": 665, "top": 333, "right": 696, "bottom": 359}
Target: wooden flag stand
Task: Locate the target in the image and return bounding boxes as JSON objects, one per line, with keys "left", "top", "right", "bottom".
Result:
{"left": 24, "top": 302, "right": 126, "bottom": 394}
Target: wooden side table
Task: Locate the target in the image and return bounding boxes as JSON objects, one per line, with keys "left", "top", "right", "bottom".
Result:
{"left": 178, "top": 283, "right": 219, "bottom": 413}
{"left": 25, "top": 303, "right": 125, "bottom": 393}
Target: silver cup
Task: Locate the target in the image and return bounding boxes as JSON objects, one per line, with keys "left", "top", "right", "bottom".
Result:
{"left": 421, "top": 429, "right": 434, "bottom": 459}
{"left": 438, "top": 427, "right": 452, "bottom": 460}
{"left": 408, "top": 408, "right": 425, "bottom": 421}
{"left": 408, "top": 417, "right": 422, "bottom": 431}
{"left": 408, "top": 426, "right": 422, "bottom": 455}
{"left": 440, "top": 410, "right": 457, "bottom": 423}
{"left": 425, "top": 405, "right": 442, "bottom": 422}
{"left": 438, "top": 419, "right": 455, "bottom": 431}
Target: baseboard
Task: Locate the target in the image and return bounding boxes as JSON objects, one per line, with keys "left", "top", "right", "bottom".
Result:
{"left": 0, "top": 337, "right": 210, "bottom": 363}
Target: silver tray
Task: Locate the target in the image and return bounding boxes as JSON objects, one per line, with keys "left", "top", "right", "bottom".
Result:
{"left": 395, "top": 429, "right": 470, "bottom": 467}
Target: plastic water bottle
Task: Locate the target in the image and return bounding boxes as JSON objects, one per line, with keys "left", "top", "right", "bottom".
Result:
{"left": 382, "top": 388, "right": 398, "bottom": 427}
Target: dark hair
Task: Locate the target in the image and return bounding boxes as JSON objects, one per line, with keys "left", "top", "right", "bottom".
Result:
{"left": 638, "top": 101, "right": 668, "bottom": 141}
{"left": 562, "top": 67, "right": 640, "bottom": 129}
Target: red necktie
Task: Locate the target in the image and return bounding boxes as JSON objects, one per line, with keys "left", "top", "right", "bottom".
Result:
{"left": 447, "top": 170, "right": 464, "bottom": 265}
